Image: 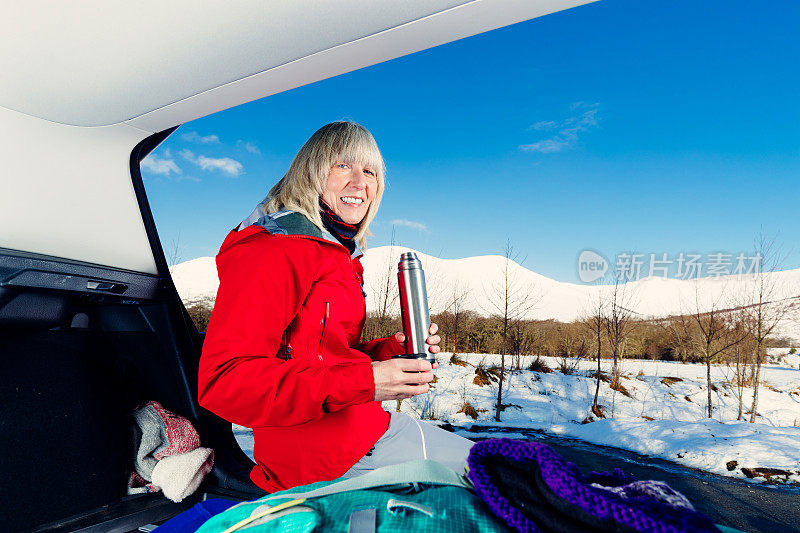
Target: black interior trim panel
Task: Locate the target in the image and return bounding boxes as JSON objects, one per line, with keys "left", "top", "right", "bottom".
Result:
{"left": 0, "top": 248, "right": 162, "bottom": 300}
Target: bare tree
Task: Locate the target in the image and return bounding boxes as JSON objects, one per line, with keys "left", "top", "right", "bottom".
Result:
{"left": 581, "top": 290, "right": 605, "bottom": 414}
{"left": 687, "top": 281, "right": 747, "bottom": 418}
{"left": 509, "top": 319, "right": 538, "bottom": 370}
{"left": 166, "top": 232, "right": 185, "bottom": 268}
{"left": 739, "top": 231, "right": 790, "bottom": 423}
{"left": 603, "top": 279, "right": 637, "bottom": 392}
{"left": 726, "top": 313, "right": 753, "bottom": 421}
{"left": 366, "top": 226, "right": 399, "bottom": 340}
{"left": 443, "top": 282, "right": 471, "bottom": 355}
{"left": 484, "top": 240, "right": 540, "bottom": 421}
{"left": 550, "top": 322, "right": 587, "bottom": 375}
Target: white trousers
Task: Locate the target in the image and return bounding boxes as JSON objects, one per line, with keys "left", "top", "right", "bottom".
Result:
{"left": 342, "top": 411, "right": 473, "bottom": 478}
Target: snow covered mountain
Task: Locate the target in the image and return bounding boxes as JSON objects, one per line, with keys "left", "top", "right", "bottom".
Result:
{"left": 170, "top": 246, "right": 800, "bottom": 340}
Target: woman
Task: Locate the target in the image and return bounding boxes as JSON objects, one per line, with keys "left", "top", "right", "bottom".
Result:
{"left": 199, "top": 121, "right": 472, "bottom": 493}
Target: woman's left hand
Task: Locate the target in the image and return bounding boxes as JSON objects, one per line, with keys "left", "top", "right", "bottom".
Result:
{"left": 394, "top": 323, "right": 441, "bottom": 368}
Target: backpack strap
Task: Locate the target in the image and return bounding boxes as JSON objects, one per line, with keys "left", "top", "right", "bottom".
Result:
{"left": 261, "top": 460, "right": 472, "bottom": 502}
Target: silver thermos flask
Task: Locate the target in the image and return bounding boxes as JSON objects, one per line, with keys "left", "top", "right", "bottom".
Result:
{"left": 395, "top": 252, "right": 435, "bottom": 363}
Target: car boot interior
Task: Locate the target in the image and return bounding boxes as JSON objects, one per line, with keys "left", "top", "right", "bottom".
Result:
{"left": 0, "top": 251, "right": 264, "bottom": 532}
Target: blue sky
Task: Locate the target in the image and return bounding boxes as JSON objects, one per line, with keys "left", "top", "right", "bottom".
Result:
{"left": 142, "top": 0, "right": 800, "bottom": 283}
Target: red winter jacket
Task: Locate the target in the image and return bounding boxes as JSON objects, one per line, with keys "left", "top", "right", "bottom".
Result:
{"left": 198, "top": 213, "right": 404, "bottom": 492}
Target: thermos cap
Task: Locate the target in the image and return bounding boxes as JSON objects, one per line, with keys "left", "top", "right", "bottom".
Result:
{"left": 398, "top": 251, "right": 422, "bottom": 270}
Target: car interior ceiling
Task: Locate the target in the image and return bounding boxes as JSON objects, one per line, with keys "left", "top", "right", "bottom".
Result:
{"left": 0, "top": 251, "right": 263, "bottom": 532}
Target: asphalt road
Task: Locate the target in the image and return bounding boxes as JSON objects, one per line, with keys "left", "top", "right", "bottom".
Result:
{"left": 457, "top": 427, "right": 800, "bottom": 533}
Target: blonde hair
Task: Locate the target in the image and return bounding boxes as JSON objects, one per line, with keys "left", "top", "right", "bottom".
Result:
{"left": 266, "top": 121, "right": 385, "bottom": 250}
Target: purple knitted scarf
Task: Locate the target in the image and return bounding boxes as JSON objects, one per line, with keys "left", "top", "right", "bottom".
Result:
{"left": 467, "top": 438, "right": 719, "bottom": 533}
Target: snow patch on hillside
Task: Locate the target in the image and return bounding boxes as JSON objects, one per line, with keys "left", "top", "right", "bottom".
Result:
{"left": 170, "top": 257, "right": 218, "bottom": 304}
{"left": 171, "top": 246, "right": 800, "bottom": 342}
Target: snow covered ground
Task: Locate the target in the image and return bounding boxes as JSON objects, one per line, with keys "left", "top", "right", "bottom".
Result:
{"left": 234, "top": 351, "right": 800, "bottom": 486}
{"left": 396, "top": 352, "right": 800, "bottom": 485}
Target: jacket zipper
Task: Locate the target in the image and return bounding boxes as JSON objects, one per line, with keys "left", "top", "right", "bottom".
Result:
{"left": 351, "top": 257, "right": 367, "bottom": 297}
{"left": 281, "top": 323, "right": 294, "bottom": 360}
{"left": 318, "top": 301, "right": 330, "bottom": 357}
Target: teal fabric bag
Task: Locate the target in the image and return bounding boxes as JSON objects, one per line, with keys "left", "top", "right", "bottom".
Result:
{"left": 195, "top": 460, "right": 509, "bottom": 532}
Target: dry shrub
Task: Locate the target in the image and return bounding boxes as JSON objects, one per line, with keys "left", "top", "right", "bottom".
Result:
{"left": 558, "top": 360, "right": 575, "bottom": 375}
{"left": 591, "top": 404, "right": 605, "bottom": 418}
{"left": 450, "top": 354, "right": 469, "bottom": 367}
{"left": 590, "top": 371, "right": 611, "bottom": 383}
{"left": 473, "top": 374, "right": 490, "bottom": 387}
{"left": 741, "top": 467, "right": 792, "bottom": 481}
{"left": 473, "top": 364, "right": 498, "bottom": 387}
{"left": 528, "top": 357, "right": 553, "bottom": 374}
{"left": 661, "top": 376, "right": 683, "bottom": 387}
{"left": 610, "top": 378, "right": 632, "bottom": 398}
{"left": 186, "top": 303, "right": 213, "bottom": 331}
{"left": 458, "top": 401, "right": 479, "bottom": 420}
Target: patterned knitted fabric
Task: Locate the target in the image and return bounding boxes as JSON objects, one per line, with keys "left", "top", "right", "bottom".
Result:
{"left": 132, "top": 401, "right": 201, "bottom": 480}
{"left": 467, "top": 438, "right": 719, "bottom": 533}
{"left": 319, "top": 199, "right": 357, "bottom": 253}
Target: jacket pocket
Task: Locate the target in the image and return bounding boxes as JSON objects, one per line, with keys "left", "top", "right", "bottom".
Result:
{"left": 279, "top": 321, "right": 294, "bottom": 360}
{"left": 318, "top": 301, "right": 330, "bottom": 357}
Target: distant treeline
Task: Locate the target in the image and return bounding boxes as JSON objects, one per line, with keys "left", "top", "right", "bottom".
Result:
{"left": 362, "top": 310, "right": 792, "bottom": 363}
{"left": 185, "top": 302, "right": 791, "bottom": 362}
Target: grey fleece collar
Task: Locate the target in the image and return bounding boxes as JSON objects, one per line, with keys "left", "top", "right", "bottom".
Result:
{"left": 238, "top": 200, "right": 363, "bottom": 259}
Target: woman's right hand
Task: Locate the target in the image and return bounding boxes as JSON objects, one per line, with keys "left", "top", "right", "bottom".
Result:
{"left": 371, "top": 359, "right": 435, "bottom": 402}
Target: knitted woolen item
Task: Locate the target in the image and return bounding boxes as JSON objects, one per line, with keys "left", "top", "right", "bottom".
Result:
{"left": 467, "top": 438, "right": 719, "bottom": 533}
{"left": 151, "top": 447, "right": 215, "bottom": 503}
{"left": 132, "top": 401, "right": 201, "bottom": 480}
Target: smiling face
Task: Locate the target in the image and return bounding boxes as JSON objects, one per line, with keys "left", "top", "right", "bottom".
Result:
{"left": 321, "top": 160, "right": 378, "bottom": 225}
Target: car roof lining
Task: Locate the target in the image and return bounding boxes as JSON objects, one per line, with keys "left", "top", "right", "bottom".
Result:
{"left": 0, "top": 0, "right": 594, "bottom": 275}
{"left": 1, "top": 0, "right": 594, "bottom": 130}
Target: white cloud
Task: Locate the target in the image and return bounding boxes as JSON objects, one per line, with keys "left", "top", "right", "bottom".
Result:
{"left": 391, "top": 219, "right": 428, "bottom": 232}
{"left": 180, "top": 131, "right": 221, "bottom": 144}
{"left": 198, "top": 156, "right": 243, "bottom": 176}
{"left": 140, "top": 151, "right": 181, "bottom": 176}
{"left": 531, "top": 120, "right": 557, "bottom": 131}
{"left": 520, "top": 138, "right": 572, "bottom": 153}
{"left": 180, "top": 149, "right": 243, "bottom": 177}
{"left": 236, "top": 140, "right": 261, "bottom": 154}
{"left": 520, "top": 103, "right": 600, "bottom": 153}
